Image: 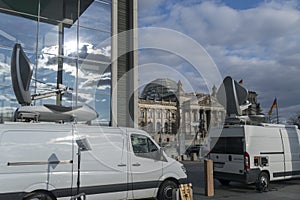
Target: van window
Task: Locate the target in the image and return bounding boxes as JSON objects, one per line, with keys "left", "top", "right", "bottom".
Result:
{"left": 131, "top": 134, "right": 160, "bottom": 159}
{"left": 211, "top": 137, "right": 244, "bottom": 155}
{"left": 131, "top": 134, "right": 158, "bottom": 153}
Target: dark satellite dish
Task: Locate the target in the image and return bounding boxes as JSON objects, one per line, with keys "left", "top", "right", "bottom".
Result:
{"left": 10, "top": 43, "right": 98, "bottom": 122}
{"left": 217, "top": 76, "right": 249, "bottom": 116}
{"left": 11, "top": 43, "right": 33, "bottom": 106}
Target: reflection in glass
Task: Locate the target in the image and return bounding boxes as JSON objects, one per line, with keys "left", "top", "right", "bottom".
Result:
{"left": 79, "top": 27, "right": 111, "bottom": 60}
{"left": 0, "top": 48, "right": 15, "bottom": 122}
{"left": 0, "top": 12, "right": 37, "bottom": 51}
{"left": 0, "top": 0, "right": 112, "bottom": 123}
{"left": 80, "top": 0, "right": 111, "bottom": 32}
{"left": 38, "top": 22, "right": 58, "bottom": 54}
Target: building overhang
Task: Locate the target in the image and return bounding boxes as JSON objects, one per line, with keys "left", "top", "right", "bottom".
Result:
{"left": 0, "top": 0, "right": 94, "bottom": 27}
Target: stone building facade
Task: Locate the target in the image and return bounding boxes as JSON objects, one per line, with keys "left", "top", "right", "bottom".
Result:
{"left": 138, "top": 79, "right": 225, "bottom": 147}
{"left": 180, "top": 94, "right": 225, "bottom": 144}
{"left": 138, "top": 99, "right": 177, "bottom": 144}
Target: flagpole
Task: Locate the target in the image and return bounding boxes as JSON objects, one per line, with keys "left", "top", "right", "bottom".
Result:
{"left": 276, "top": 98, "right": 279, "bottom": 124}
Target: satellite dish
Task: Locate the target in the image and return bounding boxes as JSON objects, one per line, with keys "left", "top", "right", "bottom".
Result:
{"left": 11, "top": 43, "right": 33, "bottom": 106}
{"left": 10, "top": 43, "right": 98, "bottom": 122}
{"left": 217, "top": 76, "right": 250, "bottom": 116}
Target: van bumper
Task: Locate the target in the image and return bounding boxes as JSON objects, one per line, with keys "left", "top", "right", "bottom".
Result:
{"left": 214, "top": 168, "right": 261, "bottom": 184}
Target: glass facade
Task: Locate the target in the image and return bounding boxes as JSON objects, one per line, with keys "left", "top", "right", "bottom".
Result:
{"left": 0, "top": 0, "right": 112, "bottom": 124}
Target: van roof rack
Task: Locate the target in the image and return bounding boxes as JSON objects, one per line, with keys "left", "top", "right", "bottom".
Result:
{"left": 224, "top": 115, "right": 265, "bottom": 126}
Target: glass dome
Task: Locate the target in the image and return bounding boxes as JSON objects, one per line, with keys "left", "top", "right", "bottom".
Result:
{"left": 140, "top": 78, "right": 180, "bottom": 101}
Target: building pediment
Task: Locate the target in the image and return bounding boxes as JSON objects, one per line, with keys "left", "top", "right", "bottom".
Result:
{"left": 181, "top": 94, "right": 224, "bottom": 109}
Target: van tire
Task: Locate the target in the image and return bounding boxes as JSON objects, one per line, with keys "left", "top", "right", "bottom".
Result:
{"left": 23, "top": 191, "right": 55, "bottom": 200}
{"left": 157, "top": 180, "right": 178, "bottom": 200}
{"left": 256, "top": 172, "right": 269, "bottom": 192}
{"left": 218, "top": 179, "right": 230, "bottom": 186}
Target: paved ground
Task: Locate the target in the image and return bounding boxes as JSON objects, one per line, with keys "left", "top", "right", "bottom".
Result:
{"left": 183, "top": 161, "right": 300, "bottom": 200}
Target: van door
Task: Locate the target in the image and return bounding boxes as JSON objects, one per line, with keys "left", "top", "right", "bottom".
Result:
{"left": 246, "top": 127, "right": 285, "bottom": 182}
{"left": 76, "top": 130, "right": 128, "bottom": 200}
{"left": 280, "top": 128, "right": 300, "bottom": 179}
{"left": 129, "top": 133, "right": 163, "bottom": 199}
{"left": 210, "top": 135, "right": 245, "bottom": 178}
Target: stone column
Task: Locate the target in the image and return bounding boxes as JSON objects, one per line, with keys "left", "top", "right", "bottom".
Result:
{"left": 189, "top": 110, "right": 193, "bottom": 135}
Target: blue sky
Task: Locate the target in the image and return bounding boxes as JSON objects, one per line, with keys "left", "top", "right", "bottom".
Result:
{"left": 138, "top": 0, "right": 300, "bottom": 122}
{"left": 220, "top": 0, "right": 263, "bottom": 10}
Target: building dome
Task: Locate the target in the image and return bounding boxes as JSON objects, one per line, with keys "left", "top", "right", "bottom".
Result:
{"left": 140, "top": 78, "right": 179, "bottom": 101}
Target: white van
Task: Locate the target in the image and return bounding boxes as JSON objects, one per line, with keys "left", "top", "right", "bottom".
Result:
{"left": 209, "top": 124, "right": 300, "bottom": 190}
{"left": 0, "top": 123, "right": 187, "bottom": 200}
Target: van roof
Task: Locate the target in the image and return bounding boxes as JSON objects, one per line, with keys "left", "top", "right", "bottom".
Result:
{"left": 260, "top": 123, "right": 298, "bottom": 129}
{"left": 0, "top": 122, "right": 149, "bottom": 136}
{"left": 223, "top": 123, "right": 297, "bottom": 129}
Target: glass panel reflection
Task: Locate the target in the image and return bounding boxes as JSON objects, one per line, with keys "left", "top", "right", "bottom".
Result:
{"left": 0, "top": 0, "right": 112, "bottom": 123}
{"left": 0, "top": 48, "right": 15, "bottom": 122}
{"left": 79, "top": 0, "right": 111, "bottom": 32}
{"left": 0, "top": 11, "right": 37, "bottom": 51}
{"left": 77, "top": 59, "right": 111, "bottom": 123}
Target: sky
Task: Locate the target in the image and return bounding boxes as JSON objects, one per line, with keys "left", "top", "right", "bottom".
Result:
{"left": 138, "top": 0, "right": 300, "bottom": 122}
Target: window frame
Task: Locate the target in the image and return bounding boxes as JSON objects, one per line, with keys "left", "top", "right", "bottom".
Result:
{"left": 130, "top": 133, "right": 166, "bottom": 161}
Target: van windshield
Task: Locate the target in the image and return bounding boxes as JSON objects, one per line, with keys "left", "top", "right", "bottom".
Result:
{"left": 210, "top": 137, "right": 244, "bottom": 155}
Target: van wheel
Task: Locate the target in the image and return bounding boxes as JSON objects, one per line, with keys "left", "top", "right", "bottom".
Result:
{"left": 256, "top": 172, "right": 269, "bottom": 192}
{"left": 24, "top": 192, "right": 55, "bottom": 200}
{"left": 218, "top": 179, "right": 230, "bottom": 186}
{"left": 157, "top": 180, "right": 178, "bottom": 200}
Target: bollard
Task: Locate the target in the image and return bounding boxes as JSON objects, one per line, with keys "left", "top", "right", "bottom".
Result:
{"left": 177, "top": 155, "right": 182, "bottom": 162}
{"left": 183, "top": 154, "right": 188, "bottom": 160}
{"left": 204, "top": 159, "right": 214, "bottom": 196}
{"left": 192, "top": 153, "right": 197, "bottom": 161}
{"left": 181, "top": 155, "right": 185, "bottom": 161}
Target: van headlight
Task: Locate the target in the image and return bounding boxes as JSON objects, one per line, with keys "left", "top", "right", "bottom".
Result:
{"left": 181, "top": 165, "right": 187, "bottom": 174}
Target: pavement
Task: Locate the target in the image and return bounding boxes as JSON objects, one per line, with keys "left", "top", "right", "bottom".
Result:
{"left": 183, "top": 161, "right": 300, "bottom": 200}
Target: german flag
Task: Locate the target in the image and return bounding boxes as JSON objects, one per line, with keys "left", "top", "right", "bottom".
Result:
{"left": 268, "top": 98, "right": 277, "bottom": 115}
{"left": 238, "top": 79, "right": 243, "bottom": 84}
